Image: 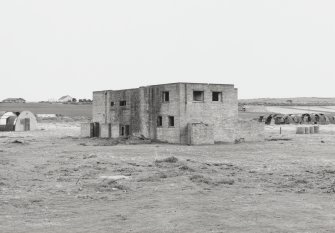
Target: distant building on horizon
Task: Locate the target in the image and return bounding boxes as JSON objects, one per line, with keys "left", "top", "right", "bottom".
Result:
{"left": 58, "top": 95, "right": 73, "bottom": 103}
{"left": 1, "top": 98, "right": 26, "bottom": 103}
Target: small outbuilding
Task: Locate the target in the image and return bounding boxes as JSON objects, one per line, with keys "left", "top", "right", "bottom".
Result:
{"left": 0, "top": 111, "right": 37, "bottom": 132}
{"left": 1, "top": 98, "right": 26, "bottom": 103}
{"left": 58, "top": 95, "right": 73, "bottom": 103}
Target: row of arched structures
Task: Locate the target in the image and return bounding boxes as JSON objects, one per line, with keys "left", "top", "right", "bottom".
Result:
{"left": 259, "top": 113, "right": 335, "bottom": 125}
{"left": 0, "top": 111, "right": 37, "bottom": 131}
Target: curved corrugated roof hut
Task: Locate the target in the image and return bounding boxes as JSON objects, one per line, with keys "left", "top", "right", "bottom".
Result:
{"left": 265, "top": 114, "right": 276, "bottom": 125}
{"left": 302, "top": 114, "right": 312, "bottom": 123}
{"left": 273, "top": 114, "right": 285, "bottom": 124}
{"left": 283, "top": 115, "right": 295, "bottom": 124}
{"left": 319, "top": 114, "right": 330, "bottom": 125}
{"left": 0, "top": 111, "right": 37, "bottom": 132}
{"left": 328, "top": 115, "right": 335, "bottom": 124}
{"left": 291, "top": 115, "right": 302, "bottom": 124}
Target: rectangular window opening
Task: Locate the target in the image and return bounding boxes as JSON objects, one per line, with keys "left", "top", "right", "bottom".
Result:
{"left": 162, "top": 91, "right": 170, "bottom": 102}
{"left": 157, "top": 116, "right": 163, "bottom": 127}
{"left": 120, "top": 101, "right": 126, "bottom": 106}
{"left": 193, "top": 91, "right": 204, "bottom": 102}
{"left": 111, "top": 101, "right": 114, "bottom": 106}
{"left": 212, "top": 92, "right": 222, "bottom": 101}
{"left": 168, "top": 116, "right": 174, "bottom": 127}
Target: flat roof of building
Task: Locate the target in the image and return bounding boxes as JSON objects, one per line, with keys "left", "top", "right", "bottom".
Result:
{"left": 93, "top": 82, "right": 235, "bottom": 93}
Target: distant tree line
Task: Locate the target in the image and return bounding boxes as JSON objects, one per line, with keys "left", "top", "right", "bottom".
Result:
{"left": 71, "top": 98, "right": 92, "bottom": 103}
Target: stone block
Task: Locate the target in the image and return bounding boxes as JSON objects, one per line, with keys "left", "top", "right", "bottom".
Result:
{"left": 81, "top": 123, "right": 93, "bottom": 137}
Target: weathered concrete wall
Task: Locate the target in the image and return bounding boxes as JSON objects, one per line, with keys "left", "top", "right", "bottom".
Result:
{"left": 108, "top": 89, "right": 141, "bottom": 137}
{"left": 145, "top": 84, "right": 181, "bottom": 143}
{"left": 235, "top": 120, "right": 265, "bottom": 142}
{"left": 179, "top": 83, "right": 238, "bottom": 144}
{"left": 93, "top": 89, "right": 142, "bottom": 138}
{"left": 142, "top": 83, "right": 238, "bottom": 144}
{"left": 93, "top": 91, "right": 107, "bottom": 123}
{"left": 187, "top": 123, "right": 214, "bottom": 145}
{"left": 111, "top": 125, "right": 119, "bottom": 138}
{"left": 100, "top": 124, "right": 111, "bottom": 138}
{"left": 81, "top": 123, "right": 93, "bottom": 137}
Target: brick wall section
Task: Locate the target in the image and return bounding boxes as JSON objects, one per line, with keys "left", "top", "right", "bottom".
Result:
{"left": 235, "top": 120, "right": 265, "bottom": 142}
{"left": 187, "top": 123, "right": 214, "bottom": 145}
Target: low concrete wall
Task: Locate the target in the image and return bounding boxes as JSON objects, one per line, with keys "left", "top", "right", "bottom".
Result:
{"left": 100, "top": 124, "right": 111, "bottom": 138}
{"left": 111, "top": 125, "right": 119, "bottom": 138}
{"left": 296, "top": 125, "right": 319, "bottom": 134}
{"left": 235, "top": 120, "right": 265, "bottom": 142}
{"left": 187, "top": 123, "right": 214, "bottom": 145}
{"left": 81, "top": 123, "right": 93, "bottom": 137}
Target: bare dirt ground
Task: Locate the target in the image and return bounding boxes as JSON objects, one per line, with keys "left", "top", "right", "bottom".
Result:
{"left": 1, "top": 122, "right": 335, "bottom": 233}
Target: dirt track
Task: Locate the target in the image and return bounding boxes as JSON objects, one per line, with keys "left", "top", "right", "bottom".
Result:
{"left": 1, "top": 123, "right": 335, "bottom": 233}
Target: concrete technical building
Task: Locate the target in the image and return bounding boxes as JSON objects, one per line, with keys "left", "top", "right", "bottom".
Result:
{"left": 83, "top": 83, "right": 240, "bottom": 144}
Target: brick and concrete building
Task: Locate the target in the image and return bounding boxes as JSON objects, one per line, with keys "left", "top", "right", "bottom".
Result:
{"left": 84, "top": 83, "right": 239, "bottom": 144}
{"left": 2, "top": 98, "right": 26, "bottom": 103}
{"left": 58, "top": 95, "right": 73, "bottom": 103}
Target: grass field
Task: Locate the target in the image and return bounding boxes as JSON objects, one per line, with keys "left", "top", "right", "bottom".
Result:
{"left": 241, "top": 105, "right": 335, "bottom": 116}
{"left": 0, "top": 103, "right": 92, "bottom": 118}
{"left": 265, "top": 106, "right": 335, "bottom": 115}
{"left": 0, "top": 122, "right": 335, "bottom": 232}
{"left": 240, "top": 97, "right": 335, "bottom": 106}
{"left": 1, "top": 102, "right": 335, "bottom": 232}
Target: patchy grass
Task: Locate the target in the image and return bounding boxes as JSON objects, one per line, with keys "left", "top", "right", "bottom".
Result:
{"left": 190, "top": 174, "right": 235, "bottom": 186}
{"left": 189, "top": 174, "right": 213, "bottom": 185}
{"left": 155, "top": 156, "right": 179, "bottom": 164}
{"left": 179, "top": 164, "right": 195, "bottom": 172}
{"left": 95, "top": 180, "right": 129, "bottom": 192}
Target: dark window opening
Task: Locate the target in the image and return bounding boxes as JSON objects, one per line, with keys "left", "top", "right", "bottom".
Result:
{"left": 168, "top": 116, "right": 175, "bottom": 127}
{"left": 111, "top": 102, "right": 114, "bottom": 106}
{"left": 120, "top": 101, "right": 126, "bottom": 106}
{"left": 193, "top": 91, "right": 204, "bottom": 101}
{"left": 162, "top": 91, "right": 170, "bottom": 102}
{"left": 212, "top": 92, "right": 222, "bottom": 101}
{"left": 120, "top": 125, "right": 130, "bottom": 136}
{"left": 157, "top": 116, "right": 163, "bottom": 127}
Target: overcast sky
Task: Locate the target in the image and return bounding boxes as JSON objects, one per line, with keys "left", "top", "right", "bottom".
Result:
{"left": 0, "top": 0, "right": 334, "bottom": 101}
